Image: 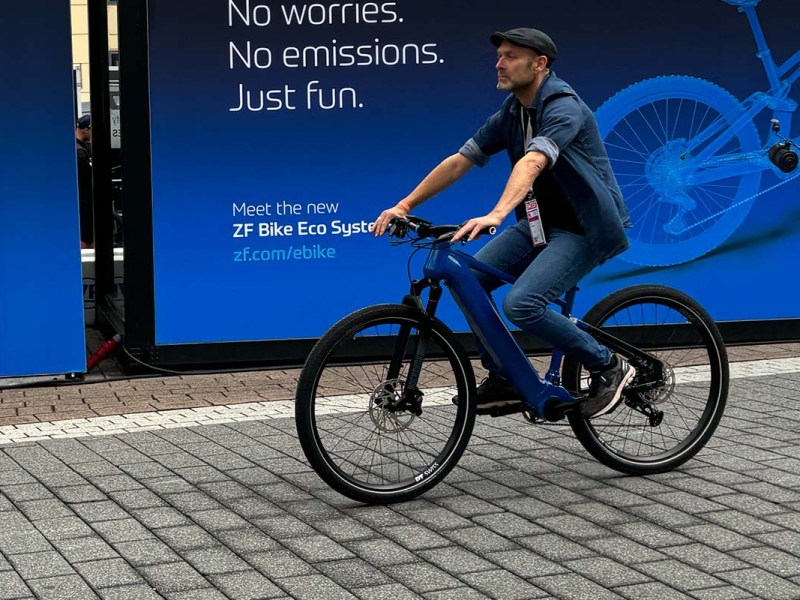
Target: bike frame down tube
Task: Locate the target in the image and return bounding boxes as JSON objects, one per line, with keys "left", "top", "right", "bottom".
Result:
{"left": 423, "top": 242, "right": 576, "bottom": 419}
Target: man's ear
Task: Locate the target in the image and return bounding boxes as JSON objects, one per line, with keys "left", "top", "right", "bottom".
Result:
{"left": 537, "top": 55, "right": 549, "bottom": 72}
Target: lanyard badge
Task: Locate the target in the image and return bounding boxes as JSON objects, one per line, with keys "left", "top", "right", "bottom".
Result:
{"left": 521, "top": 108, "right": 546, "bottom": 247}
{"left": 525, "top": 192, "right": 547, "bottom": 247}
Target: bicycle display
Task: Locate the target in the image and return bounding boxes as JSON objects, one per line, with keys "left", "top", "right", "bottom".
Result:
{"left": 295, "top": 217, "right": 730, "bottom": 504}
{"left": 596, "top": 0, "right": 799, "bottom": 266}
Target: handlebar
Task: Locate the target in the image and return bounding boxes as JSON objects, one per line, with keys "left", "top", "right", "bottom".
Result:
{"left": 387, "top": 216, "right": 496, "bottom": 242}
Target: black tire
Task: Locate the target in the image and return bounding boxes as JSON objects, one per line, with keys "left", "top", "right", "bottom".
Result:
{"left": 295, "top": 304, "right": 476, "bottom": 504}
{"left": 564, "top": 285, "right": 728, "bottom": 474}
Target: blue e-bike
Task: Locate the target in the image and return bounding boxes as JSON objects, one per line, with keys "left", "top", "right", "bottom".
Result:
{"left": 295, "top": 217, "right": 729, "bottom": 504}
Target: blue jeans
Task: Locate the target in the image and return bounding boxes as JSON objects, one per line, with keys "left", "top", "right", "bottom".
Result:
{"left": 472, "top": 219, "right": 610, "bottom": 375}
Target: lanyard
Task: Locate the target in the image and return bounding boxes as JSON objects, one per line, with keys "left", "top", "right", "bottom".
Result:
{"left": 521, "top": 107, "right": 534, "bottom": 146}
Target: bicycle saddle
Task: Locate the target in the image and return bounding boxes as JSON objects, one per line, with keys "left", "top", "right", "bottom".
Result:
{"left": 720, "top": 0, "right": 761, "bottom": 7}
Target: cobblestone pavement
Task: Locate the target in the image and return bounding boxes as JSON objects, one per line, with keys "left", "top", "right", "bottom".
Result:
{"left": 0, "top": 364, "right": 799, "bottom": 599}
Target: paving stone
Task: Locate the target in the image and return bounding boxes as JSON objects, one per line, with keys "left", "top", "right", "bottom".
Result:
{"left": 532, "top": 572, "right": 623, "bottom": 600}
{"left": 140, "top": 562, "right": 209, "bottom": 593}
{"left": 703, "top": 510, "right": 784, "bottom": 535}
{"left": 276, "top": 574, "right": 356, "bottom": 600}
{"left": 199, "top": 481, "right": 254, "bottom": 502}
{"left": 307, "top": 517, "right": 376, "bottom": 543}
{"left": 113, "top": 538, "right": 181, "bottom": 566}
{"left": 416, "top": 546, "right": 495, "bottom": 575}
{"left": 731, "top": 545, "right": 800, "bottom": 578}
{"left": 626, "top": 503, "right": 703, "bottom": 528}
{"left": 252, "top": 515, "right": 317, "bottom": 539}
{"left": 225, "top": 497, "right": 284, "bottom": 519}
{"left": 0, "top": 571, "right": 32, "bottom": 599}
{"left": 99, "top": 584, "right": 164, "bottom": 600}
{"left": 582, "top": 536, "right": 666, "bottom": 564}
{"left": 8, "top": 551, "right": 74, "bottom": 579}
{"left": 216, "top": 528, "right": 279, "bottom": 554}
{"left": 614, "top": 522, "right": 691, "bottom": 548}
{"left": 71, "top": 501, "right": 130, "bottom": 523}
{"left": 155, "top": 525, "right": 219, "bottom": 551}
{"left": 719, "top": 567, "right": 800, "bottom": 600}
{"left": 753, "top": 530, "right": 800, "bottom": 554}
{"left": 634, "top": 559, "right": 724, "bottom": 591}
{"left": 660, "top": 543, "right": 749, "bottom": 573}
{"left": 615, "top": 581, "right": 698, "bottom": 600}
{"left": 246, "top": 550, "right": 316, "bottom": 579}
{"left": 315, "top": 558, "right": 393, "bottom": 589}
{"left": 282, "top": 534, "right": 355, "bottom": 563}
{"left": 538, "top": 514, "right": 611, "bottom": 540}
{"left": 164, "top": 589, "right": 229, "bottom": 600}
{"left": 1, "top": 484, "right": 54, "bottom": 503}
{"left": 51, "top": 536, "right": 120, "bottom": 562}
{"left": 344, "top": 506, "right": 410, "bottom": 528}
{"left": 74, "top": 558, "right": 144, "bottom": 588}
{"left": 460, "top": 569, "right": 548, "bottom": 599}
{"left": 184, "top": 546, "right": 251, "bottom": 575}
{"left": 250, "top": 482, "right": 313, "bottom": 503}
{"left": 131, "top": 507, "right": 192, "bottom": 529}
{"left": 352, "top": 583, "right": 420, "bottom": 600}
{"left": 689, "top": 586, "right": 763, "bottom": 600}
{"left": 27, "top": 574, "right": 99, "bottom": 599}
{"left": 381, "top": 524, "right": 450, "bottom": 551}
{"left": 471, "top": 512, "right": 546, "bottom": 538}
{"left": 345, "top": 539, "right": 416, "bottom": 567}
{"left": 163, "top": 491, "right": 222, "bottom": 512}
{"left": 93, "top": 518, "right": 153, "bottom": 544}
{"left": 34, "top": 517, "right": 94, "bottom": 540}
{"left": 423, "top": 588, "right": 491, "bottom": 600}
{"left": 564, "top": 557, "right": 652, "bottom": 587}
{"left": 109, "top": 490, "right": 167, "bottom": 510}
{"left": 441, "top": 525, "right": 517, "bottom": 554}
{"left": 0, "top": 528, "right": 53, "bottom": 555}
{"left": 485, "top": 548, "right": 567, "bottom": 578}
{"left": 189, "top": 509, "right": 250, "bottom": 531}
{"left": 52, "top": 485, "right": 108, "bottom": 503}
{"left": 16, "top": 499, "right": 73, "bottom": 521}
{"left": 517, "top": 533, "right": 595, "bottom": 561}
{"left": 492, "top": 496, "right": 564, "bottom": 520}
{"left": 679, "top": 524, "right": 759, "bottom": 552}
{"left": 209, "top": 570, "right": 285, "bottom": 600}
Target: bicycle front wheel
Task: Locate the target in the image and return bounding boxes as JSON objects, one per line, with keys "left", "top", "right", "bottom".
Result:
{"left": 295, "top": 304, "right": 475, "bottom": 504}
{"left": 564, "top": 285, "right": 729, "bottom": 474}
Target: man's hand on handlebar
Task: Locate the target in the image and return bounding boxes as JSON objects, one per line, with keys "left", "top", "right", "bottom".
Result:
{"left": 452, "top": 214, "right": 502, "bottom": 243}
{"left": 374, "top": 204, "right": 409, "bottom": 237}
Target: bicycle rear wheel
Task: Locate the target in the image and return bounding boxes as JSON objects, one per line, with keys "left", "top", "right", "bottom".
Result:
{"left": 295, "top": 304, "right": 475, "bottom": 504}
{"left": 564, "top": 285, "right": 728, "bottom": 474}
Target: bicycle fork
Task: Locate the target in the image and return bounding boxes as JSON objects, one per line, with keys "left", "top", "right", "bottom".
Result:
{"left": 380, "top": 280, "right": 444, "bottom": 416}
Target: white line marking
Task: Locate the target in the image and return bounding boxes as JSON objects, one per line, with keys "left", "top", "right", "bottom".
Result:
{"left": 0, "top": 357, "right": 797, "bottom": 445}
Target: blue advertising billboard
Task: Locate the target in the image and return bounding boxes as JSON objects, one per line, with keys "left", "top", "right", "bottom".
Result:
{"left": 0, "top": 1, "right": 86, "bottom": 376}
{"left": 147, "top": 0, "right": 800, "bottom": 345}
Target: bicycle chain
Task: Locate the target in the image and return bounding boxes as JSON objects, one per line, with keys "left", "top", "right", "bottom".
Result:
{"left": 678, "top": 154, "right": 800, "bottom": 234}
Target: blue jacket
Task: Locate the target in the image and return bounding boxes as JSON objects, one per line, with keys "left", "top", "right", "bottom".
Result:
{"left": 459, "top": 72, "right": 631, "bottom": 262}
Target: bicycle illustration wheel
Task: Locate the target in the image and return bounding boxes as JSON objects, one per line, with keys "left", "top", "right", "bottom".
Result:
{"left": 564, "top": 285, "right": 728, "bottom": 474}
{"left": 596, "top": 76, "right": 762, "bottom": 266}
{"left": 295, "top": 304, "right": 476, "bottom": 504}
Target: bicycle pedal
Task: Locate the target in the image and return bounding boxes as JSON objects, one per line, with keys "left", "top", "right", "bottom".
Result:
{"left": 477, "top": 402, "right": 525, "bottom": 417}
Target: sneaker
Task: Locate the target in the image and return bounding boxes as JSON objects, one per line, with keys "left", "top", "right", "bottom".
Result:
{"left": 581, "top": 355, "right": 636, "bottom": 418}
{"left": 452, "top": 374, "right": 523, "bottom": 409}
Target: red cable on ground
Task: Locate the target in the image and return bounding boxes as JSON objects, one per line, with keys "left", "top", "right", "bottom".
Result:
{"left": 86, "top": 334, "right": 122, "bottom": 371}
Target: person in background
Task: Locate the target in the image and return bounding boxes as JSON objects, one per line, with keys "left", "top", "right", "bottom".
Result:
{"left": 76, "top": 114, "right": 93, "bottom": 249}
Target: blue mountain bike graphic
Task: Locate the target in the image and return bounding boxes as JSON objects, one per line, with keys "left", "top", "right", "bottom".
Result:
{"left": 595, "top": 0, "right": 799, "bottom": 266}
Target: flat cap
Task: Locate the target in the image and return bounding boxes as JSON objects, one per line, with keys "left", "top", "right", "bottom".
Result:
{"left": 76, "top": 114, "right": 91, "bottom": 129}
{"left": 490, "top": 28, "right": 557, "bottom": 63}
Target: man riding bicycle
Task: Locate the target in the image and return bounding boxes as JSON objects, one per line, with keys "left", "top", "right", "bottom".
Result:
{"left": 374, "top": 28, "right": 634, "bottom": 418}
